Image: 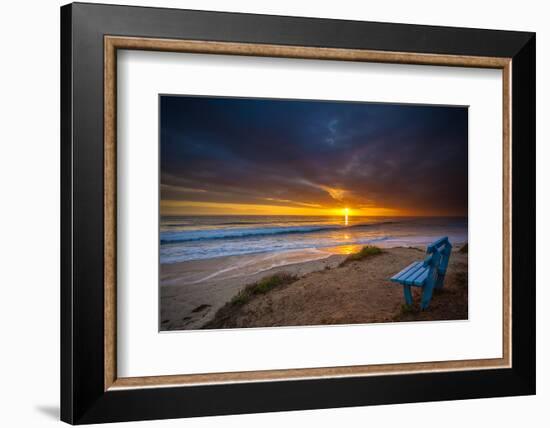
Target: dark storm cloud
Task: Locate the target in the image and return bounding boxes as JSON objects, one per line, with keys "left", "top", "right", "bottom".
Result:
{"left": 160, "top": 95, "right": 468, "bottom": 215}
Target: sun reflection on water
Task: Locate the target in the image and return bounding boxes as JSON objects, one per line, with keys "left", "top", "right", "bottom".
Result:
{"left": 325, "top": 244, "right": 364, "bottom": 255}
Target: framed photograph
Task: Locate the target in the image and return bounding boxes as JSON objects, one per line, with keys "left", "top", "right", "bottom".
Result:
{"left": 61, "top": 2, "right": 535, "bottom": 424}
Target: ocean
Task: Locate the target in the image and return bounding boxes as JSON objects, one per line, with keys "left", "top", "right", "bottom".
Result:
{"left": 160, "top": 216, "right": 467, "bottom": 264}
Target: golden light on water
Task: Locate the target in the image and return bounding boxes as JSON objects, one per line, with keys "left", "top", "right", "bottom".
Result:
{"left": 344, "top": 207, "right": 349, "bottom": 226}
{"left": 327, "top": 244, "right": 363, "bottom": 255}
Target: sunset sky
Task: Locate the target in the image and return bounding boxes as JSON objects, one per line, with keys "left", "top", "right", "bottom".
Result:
{"left": 160, "top": 96, "right": 468, "bottom": 217}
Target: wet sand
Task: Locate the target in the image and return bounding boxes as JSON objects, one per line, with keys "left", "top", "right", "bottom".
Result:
{"left": 160, "top": 250, "right": 346, "bottom": 330}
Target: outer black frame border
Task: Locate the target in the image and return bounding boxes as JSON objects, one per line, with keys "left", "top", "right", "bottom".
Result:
{"left": 61, "top": 2, "right": 536, "bottom": 424}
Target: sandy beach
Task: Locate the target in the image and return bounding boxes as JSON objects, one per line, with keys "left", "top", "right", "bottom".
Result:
{"left": 160, "top": 243, "right": 467, "bottom": 331}
{"left": 160, "top": 249, "right": 346, "bottom": 330}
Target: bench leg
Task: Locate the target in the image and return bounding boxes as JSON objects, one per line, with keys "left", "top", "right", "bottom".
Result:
{"left": 420, "top": 281, "right": 435, "bottom": 310}
{"left": 403, "top": 285, "right": 413, "bottom": 306}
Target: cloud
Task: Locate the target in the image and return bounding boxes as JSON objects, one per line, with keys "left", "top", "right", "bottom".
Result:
{"left": 160, "top": 96, "right": 468, "bottom": 216}
{"left": 263, "top": 197, "right": 323, "bottom": 208}
{"left": 317, "top": 185, "right": 349, "bottom": 203}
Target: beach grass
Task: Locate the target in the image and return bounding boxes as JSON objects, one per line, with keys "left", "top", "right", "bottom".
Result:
{"left": 339, "top": 245, "right": 383, "bottom": 266}
{"left": 229, "top": 291, "right": 250, "bottom": 306}
{"left": 230, "top": 272, "right": 297, "bottom": 307}
{"left": 400, "top": 303, "right": 417, "bottom": 315}
{"left": 459, "top": 243, "right": 468, "bottom": 254}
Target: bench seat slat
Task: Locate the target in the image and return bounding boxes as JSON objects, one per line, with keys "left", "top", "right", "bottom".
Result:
{"left": 404, "top": 266, "right": 428, "bottom": 285}
{"left": 390, "top": 261, "right": 420, "bottom": 281}
{"left": 412, "top": 268, "right": 430, "bottom": 286}
{"left": 394, "top": 263, "right": 422, "bottom": 282}
{"left": 405, "top": 266, "right": 426, "bottom": 285}
{"left": 397, "top": 263, "right": 425, "bottom": 284}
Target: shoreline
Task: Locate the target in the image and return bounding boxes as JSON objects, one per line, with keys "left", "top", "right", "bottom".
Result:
{"left": 161, "top": 248, "right": 338, "bottom": 286}
{"left": 160, "top": 250, "right": 347, "bottom": 330}
{"left": 160, "top": 242, "right": 467, "bottom": 331}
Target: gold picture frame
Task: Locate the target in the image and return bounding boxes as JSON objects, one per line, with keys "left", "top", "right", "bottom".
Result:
{"left": 103, "top": 36, "right": 512, "bottom": 391}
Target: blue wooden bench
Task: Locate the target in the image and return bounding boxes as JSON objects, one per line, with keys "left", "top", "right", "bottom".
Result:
{"left": 390, "top": 237, "right": 452, "bottom": 310}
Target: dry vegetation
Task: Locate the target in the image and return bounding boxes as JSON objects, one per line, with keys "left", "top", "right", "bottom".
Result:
{"left": 204, "top": 245, "right": 468, "bottom": 329}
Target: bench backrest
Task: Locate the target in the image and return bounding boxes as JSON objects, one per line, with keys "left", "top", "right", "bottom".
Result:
{"left": 424, "top": 236, "right": 452, "bottom": 288}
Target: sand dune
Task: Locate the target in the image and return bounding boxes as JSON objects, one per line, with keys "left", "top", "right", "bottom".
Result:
{"left": 160, "top": 245, "right": 467, "bottom": 331}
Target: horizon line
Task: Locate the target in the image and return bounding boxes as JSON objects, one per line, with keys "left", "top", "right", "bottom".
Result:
{"left": 159, "top": 213, "right": 468, "bottom": 217}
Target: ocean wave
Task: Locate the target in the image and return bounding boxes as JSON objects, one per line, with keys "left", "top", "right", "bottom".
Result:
{"left": 160, "top": 235, "right": 392, "bottom": 263}
{"left": 160, "top": 221, "right": 396, "bottom": 244}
